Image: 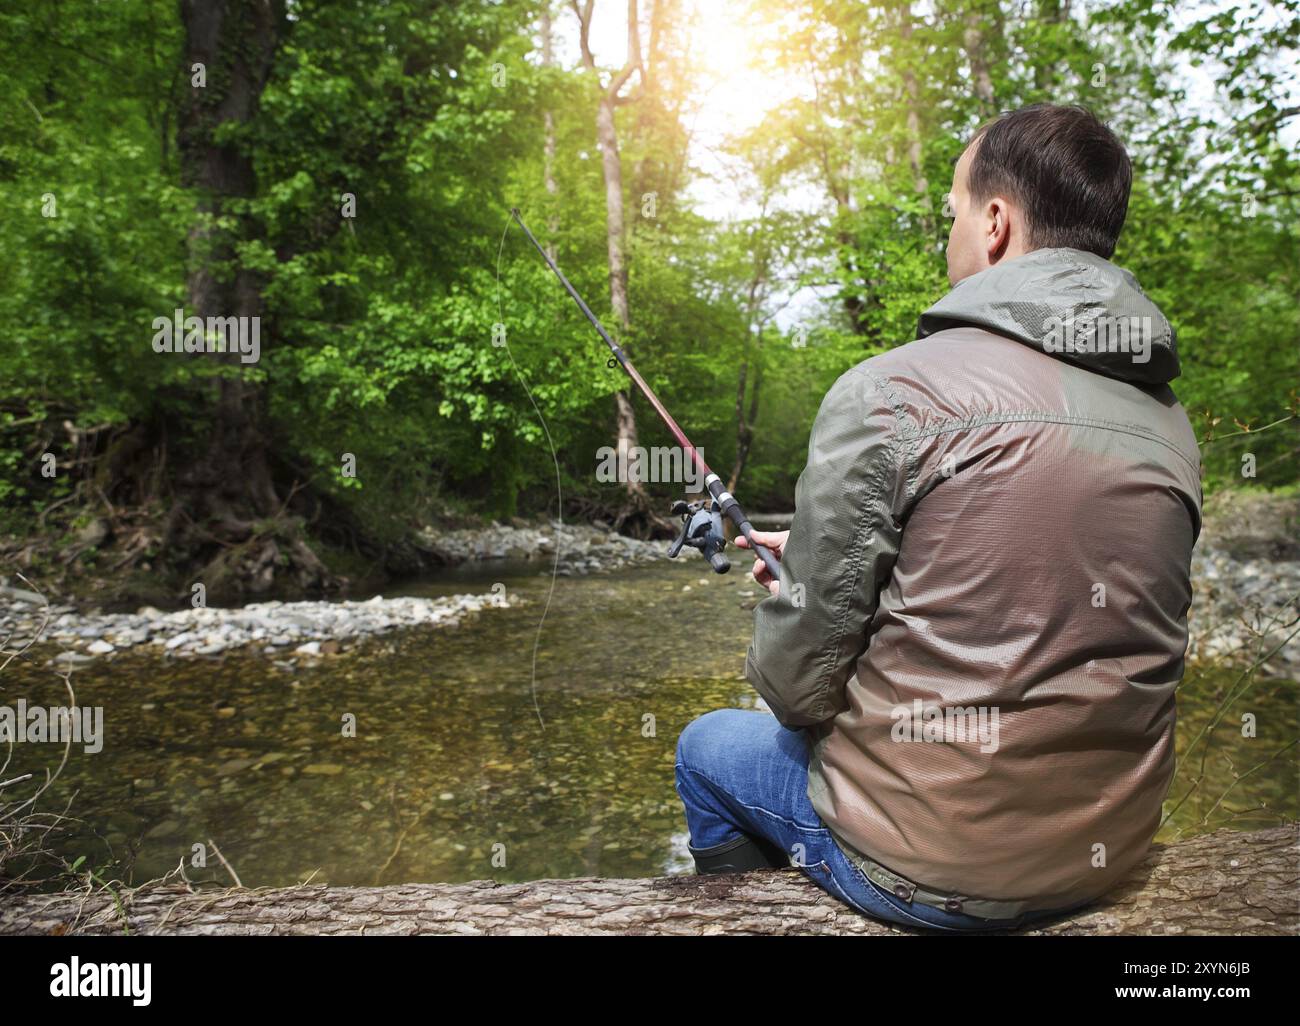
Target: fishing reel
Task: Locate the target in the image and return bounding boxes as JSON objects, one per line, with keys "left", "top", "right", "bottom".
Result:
{"left": 667, "top": 499, "right": 730, "bottom": 574}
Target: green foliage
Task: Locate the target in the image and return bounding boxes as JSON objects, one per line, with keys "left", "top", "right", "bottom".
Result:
{"left": 0, "top": 0, "right": 1294, "bottom": 545}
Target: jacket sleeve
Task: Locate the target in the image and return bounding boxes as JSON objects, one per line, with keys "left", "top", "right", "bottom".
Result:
{"left": 746, "top": 366, "right": 907, "bottom": 727}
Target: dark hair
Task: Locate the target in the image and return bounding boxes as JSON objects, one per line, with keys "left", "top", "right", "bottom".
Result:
{"left": 967, "top": 103, "right": 1132, "bottom": 259}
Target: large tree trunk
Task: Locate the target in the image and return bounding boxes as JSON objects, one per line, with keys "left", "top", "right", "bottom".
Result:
{"left": 595, "top": 60, "right": 645, "bottom": 525}
{"left": 177, "top": 0, "right": 279, "bottom": 520}
{"left": 573, "top": 1, "right": 657, "bottom": 529}
{"left": 166, "top": 0, "right": 331, "bottom": 599}
{"left": 4, "top": 827, "right": 1292, "bottom": 936}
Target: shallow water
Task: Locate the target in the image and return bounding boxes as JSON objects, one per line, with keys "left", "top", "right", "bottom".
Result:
{"left": 3, "top": 559, "right": 1295, "bottom": 889}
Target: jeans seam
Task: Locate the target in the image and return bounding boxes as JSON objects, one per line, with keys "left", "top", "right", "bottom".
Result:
{"left": 679, "top": 761, "right": 952, "bottom": 930}
{"left": 675, "top": 763, "right": 828, "bottom": 836}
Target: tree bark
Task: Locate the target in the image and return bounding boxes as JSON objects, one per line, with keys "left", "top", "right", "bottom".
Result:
{"left": 164, "top": 0, "right": 331, "bottom": 599}
{"left": 4, "top": 826, "right": 1292, "bottom": 936}
{"left": 573, "top": 0, "right": 653, "bottom": 523}
{"left": 177, "top": 0, "right": 280, "bottom": 518}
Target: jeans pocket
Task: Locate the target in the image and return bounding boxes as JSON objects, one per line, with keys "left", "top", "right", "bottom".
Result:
{"left": 801, "top": 860, "right": 857, "bottom": 908}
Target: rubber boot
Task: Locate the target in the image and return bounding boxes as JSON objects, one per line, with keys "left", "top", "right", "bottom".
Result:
{"left": 689, "top": 834, "right": 789, "bottom": 874}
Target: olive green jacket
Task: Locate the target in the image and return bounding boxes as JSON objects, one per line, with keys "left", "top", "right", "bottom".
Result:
{"left": 746, "top": 247, "right": 1202, "bottom": 913}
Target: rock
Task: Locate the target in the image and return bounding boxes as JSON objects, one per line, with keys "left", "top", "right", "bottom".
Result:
{"left": 75, "top": 518, "right": 110, "bottom": 548}
{"left": 0, "top": 585, "right": 46, "bottom": 605}
{"left": 164, "top": 631, "right": 196, "bottom": 651}
{"left": 294, "top": 641, "right": 322, "bottom": 656}
{"left": 302, "top": 763, "right": 344, "bottom": 776}
{"left": 216, "top": 758, "right": 255, "bottom": 776}
{"left": 50, "top": 652, "right": 94, "bottom": 667}
{"left": 86, "top": 640, "right": 115, "bottom": 655}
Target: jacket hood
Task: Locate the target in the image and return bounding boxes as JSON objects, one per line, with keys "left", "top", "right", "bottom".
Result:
{"left": 917, "top": 248, "right": 1180, "bottom": 384}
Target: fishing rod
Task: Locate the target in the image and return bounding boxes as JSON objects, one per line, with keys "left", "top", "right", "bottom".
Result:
{"left": 510, "top": 207, "right": 781, "bottom": 583}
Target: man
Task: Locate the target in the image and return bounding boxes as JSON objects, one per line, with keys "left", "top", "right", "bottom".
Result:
{"left": 674, "top": 103, "right": 1202, "bottom": 931}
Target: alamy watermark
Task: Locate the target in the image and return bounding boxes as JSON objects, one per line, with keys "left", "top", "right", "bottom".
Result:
{"left": 50, "top": 958, "right": 150, "bottom": 1006}
{"left": 151, "top": 308, "right": 261, "bottom": 364}
{"left": 1042, "top": 314, "right": 1153, "bottom": 365}
{"left": 890, "top": 700, "right": 1000, "bottom": 753}
{"left": 595, "top": 445, "right": 705, "bottom": 491}
{"left": 0, "top": 700, "right": 103, "bottom": 754}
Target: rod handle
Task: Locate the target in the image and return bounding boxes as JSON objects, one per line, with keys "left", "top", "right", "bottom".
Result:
{"left": 706, "top": 475, "right": 781, "bottom": 583}
{"left": 739, "top": 523, "right": 782, "bottom": 583}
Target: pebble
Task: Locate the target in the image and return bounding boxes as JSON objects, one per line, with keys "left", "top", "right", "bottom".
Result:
{"left": 303, "top": 763, "right": 344, "bottom": 776}
{"left": 420, "top": 520, "right": 663, "bottom": 576}
{"left": 3, "top": 590, "right": 520, "bottom": 662}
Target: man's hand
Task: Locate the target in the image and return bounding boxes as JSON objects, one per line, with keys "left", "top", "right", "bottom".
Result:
{"left": 735, "top": 529, "right": 787, "bottom": 597}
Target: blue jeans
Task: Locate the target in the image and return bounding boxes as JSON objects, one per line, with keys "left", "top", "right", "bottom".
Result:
{"left": 674, "top": 708, "right": 1069, "bottom": 932}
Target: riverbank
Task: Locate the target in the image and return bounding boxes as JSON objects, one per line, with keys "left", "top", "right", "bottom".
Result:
{"left": 2, "top": 493, "right": 1295, "bottom": 670}
{"left": 0, "top": 522, "right": 666, "bottom": 663}
{"left": 417, "top": 520, "right": 666, "bottom": 575}
{"left": 1189, "top": 490, "right": 1299, "bottom": 674}
{"left": 0, "top": 591, "right": 519, "bottom": 663}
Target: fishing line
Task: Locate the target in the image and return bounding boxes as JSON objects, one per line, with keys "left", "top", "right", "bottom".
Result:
{"left": 495, "top": 212, "right": 558, "bottom": 732}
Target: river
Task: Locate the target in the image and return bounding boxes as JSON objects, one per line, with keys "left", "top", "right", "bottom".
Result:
{"left": 3, "top": 558, "right": 1296, "bottom": 890}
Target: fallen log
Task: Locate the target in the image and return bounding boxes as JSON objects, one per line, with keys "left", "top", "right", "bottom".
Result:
{"left": 2, "top": 825, "right": 1294, "bottom": 936}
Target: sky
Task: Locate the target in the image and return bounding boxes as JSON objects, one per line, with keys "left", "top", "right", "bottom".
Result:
{"left": 538, "top": 0, "right": 1298, "bottom": 330}
{"left": 546, "top": 0, "right": 813, "bottom": 220}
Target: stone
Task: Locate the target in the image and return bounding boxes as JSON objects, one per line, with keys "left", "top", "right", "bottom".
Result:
{"left": 216, "top": 758, "right": 255, "bottom": 776}
{"left": 302, "top": 763, "right": 344, "bottom": 776}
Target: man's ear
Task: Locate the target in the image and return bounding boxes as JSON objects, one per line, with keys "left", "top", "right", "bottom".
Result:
{"left": 985, "top": 196, "right": 1014, "bottom": 262}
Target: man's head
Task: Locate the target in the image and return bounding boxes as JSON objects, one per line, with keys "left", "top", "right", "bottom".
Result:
{"left": 945, "top": 103, "right": 1133, "bottom": 285}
